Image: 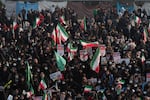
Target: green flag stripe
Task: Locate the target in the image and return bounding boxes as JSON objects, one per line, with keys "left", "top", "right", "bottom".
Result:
{"left": 54, "top": 51, "right": 66, "bottom": 71}
{"left": 58, "top": 23, "right": 69, "bottom": 38}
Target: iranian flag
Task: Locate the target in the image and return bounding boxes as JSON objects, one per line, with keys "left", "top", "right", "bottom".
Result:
{"left": 51, "top": 28, "right": 57, "bottom": 45}
{"left": 67, "top": 43, "right": 77, "bottom": 61}
{"left": 26, "top": 62, "right": 32, "bottom": 88}
{"left": 67, "top": 43, "right": 77, "bottom": 52}
{"left": 141, "top": 52, "right": 145, "bottom": 63}
{"left": 68, "top": 52, "right": 74, "bottom": 61}
{"left": 33, "top": 17, "right": 41, "bottom": 28}
{"left": 54, "top": 51, "right": 66, "bottom": 71}
{"left": 134, "top": 16, "right": 141, "bottom": 26}
{"left": 70, "top": 47, "right": 77, "bottom": 52}
{"left": 56, "top": 23, "right": 69, "bottom": 42}
{"left": 51, "top": 28, "right": 61, "bottom": 45}
{"left": 80, "top": 40, "right": 99, "bottom": 48}
{"left": 59, "top": 15, "right": 66, "bottom": 25}
{"left": 90, "top": 48, "right": 101, "bottom": 73}
{"left": 13, "top": 21, "right": 18, "bottom": 31}
{"left": 26, "top": 85, "right": 34, "bottom": 98}
{"left": 143, "top": 28, "right": 148, "bottom": 43}
{"left": 66, "top": 43, "right": 72, "bottom": 52}
{"left": 80, "top": 17, "right": 87, "bottom": 31}
{"left": 38, "top": 79, "right": 47, "bottom": 90}
{"left": 118, "top": 79, "right": 125, "bottom": 84}
{"left": 84, "top": 85, "right": 92, "bottom": 93}
{"left": 42, "top": 92, "right": 49, "bottom": 100}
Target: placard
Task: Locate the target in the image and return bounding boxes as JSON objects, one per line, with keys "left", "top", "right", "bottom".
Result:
{"left": 101, "top": 57, "right": 107, "bottom": 65}
{"left": 120, "top": 58, "right": 130, "bottom": 65}
{"left": 50, "top": 71, "right": 62, "bottom": 81}
{"left": 100, "top": 45, "right": 106, "bottom": 57}
{"left": 57, "top": 44, "right": 64, "bottom": 56}
{"left": 7, "top": 95, "right": 13, "bottom": 100}
{"left": 113, "top": 52, "right": 121, "bottom": 64}
{"left": 87, "top": 48, "right": 93, "bottom": 59}
{"left": 80, "top": 49, "right": 88, "bottom": 62}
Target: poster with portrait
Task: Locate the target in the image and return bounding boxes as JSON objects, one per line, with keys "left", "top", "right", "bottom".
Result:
{"left": 80, "top": 49, "right": 88, "bottom": 62}
{"left": 100, "top": 45, "right": 106, "bottom": 57}
{"left": 113, "top": 52, "right": 121, "bottom": 64}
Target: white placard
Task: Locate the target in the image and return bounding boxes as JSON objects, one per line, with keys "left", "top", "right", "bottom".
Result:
{"left": 120, "top": 58, "right": 130, "bottom": 65}
{"left": 50, "top": 71, "right": 62, "bottom": 81}
{"left": 113, "top": 52, "right": 121, "bottom": 64}
{"left": 57, "top": 44, "right": 64, "bottom": 56}
{"left": 7, "top": 95, "right": 13, "bottom": 100}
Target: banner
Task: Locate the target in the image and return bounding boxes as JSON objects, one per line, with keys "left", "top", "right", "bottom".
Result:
{"left": 142, "top": 3, "right": 150, "bottom": 16}
{"left": 57, "top": 44, "right": 64, "bottom": 56}
{"left": 38, "top": 1, "right": 67, "bottom": 12}
{"left": 16, "top": 1, "right": 38, "bottom": 18}
{"left": 5, "top": 1, "right": 17, "bottom": 19}
{"left": 67, "top": 2, "right": 112, "bottom": 19}
{"left": 117, "top": 2, "right": 134, "bottom": 16}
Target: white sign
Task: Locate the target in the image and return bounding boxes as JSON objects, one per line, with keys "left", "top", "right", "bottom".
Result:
{"left": 113, "top": 52, "right": 121, "bottom": 64}
{"left": 88, "top": 78, "right": 97, "bottom": 84}
{"left": 50, "top": 71, "right": 62, "bottom": 81}
{"left": 7, "top": 95, "right": 13, "bottom": 100}
{"left": 120, "top": 58, "right": 130, "bottom": 65}
{"left": 57, "top": 44, "right": 64, "bottom": 56}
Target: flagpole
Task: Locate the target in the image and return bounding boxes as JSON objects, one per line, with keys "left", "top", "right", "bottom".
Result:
{"left": 98, "top": 44, "right": 101, "bottom": 81}
{"left": 59, "top": 27, "right": 61, "bottom": 45}
{"left": 99, "top": 56, "right": 101, "bottom": 78}
{"left": 141, "top": 51, "right": 145, "bottom": 76}
{"left": 55, "top": 24, "right": 57, "bottom": 49}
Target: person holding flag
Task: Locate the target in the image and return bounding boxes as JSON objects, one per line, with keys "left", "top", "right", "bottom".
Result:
{"left": 38, "top": 72, "right": 48, "bottom": 91}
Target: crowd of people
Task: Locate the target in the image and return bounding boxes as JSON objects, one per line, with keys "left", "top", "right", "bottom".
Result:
{"left": 0, "top": 2, "right": 150, "bottom": 100}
